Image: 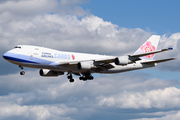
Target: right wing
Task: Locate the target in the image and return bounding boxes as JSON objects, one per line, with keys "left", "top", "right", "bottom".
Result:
{"left": 129, "top": 47, "right": 173, "bottom": 60}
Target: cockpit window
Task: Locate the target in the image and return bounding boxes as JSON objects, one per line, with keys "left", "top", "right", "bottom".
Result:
{"left": 14, "top": 46, "right": 21, "bottom": 49}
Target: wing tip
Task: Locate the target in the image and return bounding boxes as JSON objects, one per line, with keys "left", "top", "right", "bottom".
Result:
{"left": 168, "top": 47, "right": 173, "bottom": 50}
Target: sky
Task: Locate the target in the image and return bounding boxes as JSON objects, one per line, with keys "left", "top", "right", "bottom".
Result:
{"left": 0, "top": 0, "right": 180, "bottom": 120}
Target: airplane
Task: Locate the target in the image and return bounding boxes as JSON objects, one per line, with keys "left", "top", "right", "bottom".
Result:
{"left": 3, "top": 35, "right": 176, "bottom": 82}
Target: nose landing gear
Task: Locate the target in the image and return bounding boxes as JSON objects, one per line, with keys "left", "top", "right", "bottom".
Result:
{"left": 19, "top": 65, "right": 25, "bottom": 75}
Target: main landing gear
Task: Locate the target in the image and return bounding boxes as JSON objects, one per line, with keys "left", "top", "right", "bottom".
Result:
{"left": 19, "top": 65, "right": 25, "bottom": 75}
{"left": 67, "top": 73, "right": 94, "bottom": 82}
{"left": 67, "top": 73, "right": 74, "bottom": 83}
{"left": 79, "top": 73, "right": 94, "bottom": 81}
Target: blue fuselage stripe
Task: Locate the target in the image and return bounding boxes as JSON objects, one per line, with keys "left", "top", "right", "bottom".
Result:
{"left": 3, "top": 52, "right": 54, "bottom": 65}
{"left": 3, "top": 56, "right": 39, "bottom": 64}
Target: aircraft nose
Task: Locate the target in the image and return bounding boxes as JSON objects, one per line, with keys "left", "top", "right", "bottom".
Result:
{"left": 3, "top": 52, "right": 7, "bottom": 59}
{"left": 3, "top": 52, "right": 11, "bottom": 60}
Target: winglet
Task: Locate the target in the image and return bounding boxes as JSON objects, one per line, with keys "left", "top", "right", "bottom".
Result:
{"left": 167, "top": 43, "right": 177, "bottom": 50}
{"left": 168, "top": 47, "right": 173, "bottom": 50}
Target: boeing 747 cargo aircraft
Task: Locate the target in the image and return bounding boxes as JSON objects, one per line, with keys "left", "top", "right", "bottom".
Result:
{"left": 3, "top": 35, "right": 175, "bottom": 82}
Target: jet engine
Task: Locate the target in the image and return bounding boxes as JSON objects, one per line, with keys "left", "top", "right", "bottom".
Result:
{"left": 77, "top": 62, "right": 93, "bottom": 70}
{"left": 39, "top": 69, "right": 64, "bottom": 77}
{"left": 114, "top": 56, "right": 129, "bottom": 65}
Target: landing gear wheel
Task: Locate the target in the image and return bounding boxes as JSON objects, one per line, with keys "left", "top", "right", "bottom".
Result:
{"left": 88, "top": 76, "right": 94, "bottom": 80}
{"left": 79, "top": 73, "right": 94, "bottom": 81}
{"left": 19, "top": 66, "right": 25, "bottom": 75}
{"left": 79, "top": 77, "right": 84, "bottom": 80}
{"left": 20, "top": 71, "right": 25, "bottom": 75}
{"left": 83, "top": 78, "right": 87, "bottom": 81}
{"left": 67, "top": 75, "right": 72, "bottom": 79}
{"left": 69, "top": 79, "right": 74, "bottom": 83}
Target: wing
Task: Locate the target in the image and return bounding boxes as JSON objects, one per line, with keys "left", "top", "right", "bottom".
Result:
{"left": 129, "top": 47, "right": 173, "bottom": 60}
{"left": 55, "top": 47, "right": 174, "bottom": 72}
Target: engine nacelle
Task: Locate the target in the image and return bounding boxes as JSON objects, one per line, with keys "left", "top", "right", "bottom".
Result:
{"left": 77, "top": 62, "right": 92, "bottom": 70}
{"left": 39, "top": 69, "right": 64, "bottom": 77}
{"left": 114, "top": 56, "right": 129, "bottom": 65}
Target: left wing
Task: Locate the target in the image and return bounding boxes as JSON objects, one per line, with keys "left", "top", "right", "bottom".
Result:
{"left": 55, "top": 47, "right": 174, "bottom": 70}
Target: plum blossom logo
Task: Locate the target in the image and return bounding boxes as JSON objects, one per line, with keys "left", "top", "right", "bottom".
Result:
{"left": 71, "top": 54, "right": 75, "bottom": 60}
{"left": 141, "top": 41, "right": 155, "bottom": 58}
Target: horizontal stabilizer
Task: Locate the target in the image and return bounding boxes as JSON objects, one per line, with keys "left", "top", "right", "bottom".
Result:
{"left": 141, "top": 58, "right": 176, "bottom": 64}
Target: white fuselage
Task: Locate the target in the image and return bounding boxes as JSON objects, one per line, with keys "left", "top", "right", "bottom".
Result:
{"left": 3, "top": 45, "right": 155, "bottom": 74}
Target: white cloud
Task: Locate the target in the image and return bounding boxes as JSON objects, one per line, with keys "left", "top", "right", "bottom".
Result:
{"left": 0, "top": 0, "right": 58, "bottom": 15}
{"left": 60, "top": 0, "right": 89, "bottom": 6}
{"left": 0, "top": 14, "right": 151, "bottom": 55}
{"left": 135, "top": 110, "right": 180, "bottom": 120}
{"left": 98, "top": 87, "right": 180, "bottom": 109}
{"left": 0, "top": 0, "right": 88, "bottom": 18}
{"left": 0, "top": 70, "right": 179, "bottom": 119}
{"left": 0, "top": 103, "right": 77, "bottom": 120}
{"left": 155, "top": 33, "right": 180, "bottom": 71}
{"left": 1, "top": 12, "right": 178, "bottom": 62}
